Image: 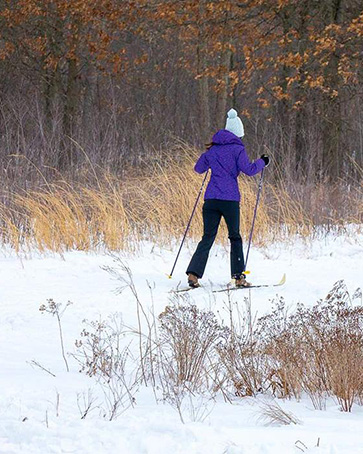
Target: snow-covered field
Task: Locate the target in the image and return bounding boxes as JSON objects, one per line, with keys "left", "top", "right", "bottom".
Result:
{"left": 1, "top": 234, "right": 363, "bottom": 454}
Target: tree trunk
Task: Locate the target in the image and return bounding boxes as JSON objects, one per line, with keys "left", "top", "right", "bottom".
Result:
{"left": 59, "top": 58, "right": 79, "bottom": 170}
{"left": 321, "top": 0, "right": 343, "bottom": 181}
{"left": 197, "top": 0, "right": 210, "bottom": 143}
{"left": 216, "top": 49, "right": 232, "bottom": 130}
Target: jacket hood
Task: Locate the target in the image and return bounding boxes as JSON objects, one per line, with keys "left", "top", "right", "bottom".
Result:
{"left": 212, "top": 129, "right": 242, "bottom": 145}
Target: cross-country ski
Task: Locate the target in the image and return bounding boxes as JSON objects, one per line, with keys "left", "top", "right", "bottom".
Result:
{"left": 212, "top": 273, "right": 286, "bottom": 293}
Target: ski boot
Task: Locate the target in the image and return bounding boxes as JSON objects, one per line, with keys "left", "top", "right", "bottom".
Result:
{"left": 233, "top": 273, "right": 252, "bottom": 288}
{"left": 187, "top": 273, "right": 200, "bottom": 288}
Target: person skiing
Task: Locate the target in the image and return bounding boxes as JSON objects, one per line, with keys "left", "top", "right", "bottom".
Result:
{"left": 186, "top": 108, "right": 270, "bottom": 288}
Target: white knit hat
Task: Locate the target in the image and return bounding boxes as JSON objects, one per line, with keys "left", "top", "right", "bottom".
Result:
{"left": 225, "top": 108, "right": 244, "bottom": 138}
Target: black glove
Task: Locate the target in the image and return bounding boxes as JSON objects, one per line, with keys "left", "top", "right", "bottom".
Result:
{"left": 260, "top": 154, "right": 270, "bottom": 167}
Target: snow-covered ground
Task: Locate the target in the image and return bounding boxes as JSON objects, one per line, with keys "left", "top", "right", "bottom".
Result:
{"left": 1, "top": 234, "right": 363, "bottom": 454}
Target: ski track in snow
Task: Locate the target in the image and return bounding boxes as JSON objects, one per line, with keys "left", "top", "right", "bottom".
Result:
{"left": 0, "top": 235, "right": 362, "bottom": 454}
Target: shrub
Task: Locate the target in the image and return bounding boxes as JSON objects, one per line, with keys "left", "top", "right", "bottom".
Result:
{"left": 216, "top": 293, "right": 266, "bottom": 398}
{"left": 258, "top": 281, "right": 363, "bottom": 411}
{"left": 158, "top": 297, "right": 225, "bottom": 392}
{"left": 74, "top": 314, "right": 137, "bottom": 420}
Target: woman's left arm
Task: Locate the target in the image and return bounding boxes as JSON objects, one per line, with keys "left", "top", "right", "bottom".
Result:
{"left": 237, "top": 144, "right": 265, "bottom": 176}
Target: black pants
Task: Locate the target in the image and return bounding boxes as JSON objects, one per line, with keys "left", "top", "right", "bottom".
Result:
{"left": 186, "top": 199, "right": 245, "bottom": 279}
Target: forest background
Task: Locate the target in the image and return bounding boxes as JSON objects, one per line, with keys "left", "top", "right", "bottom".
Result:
{"left": 0, "top": 0, "right": 362, "bottom": 250}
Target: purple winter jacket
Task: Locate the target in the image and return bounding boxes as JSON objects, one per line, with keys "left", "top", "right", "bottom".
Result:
{"left": 194, "top": 129, "right": 265, "bottom": 202}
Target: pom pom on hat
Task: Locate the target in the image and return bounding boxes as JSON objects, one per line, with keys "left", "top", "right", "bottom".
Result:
{"left": 227, "top": 108, "right": 238, "bottom": 119}
{"left": 225, "top": 108, "right": 244, "bottom": 138}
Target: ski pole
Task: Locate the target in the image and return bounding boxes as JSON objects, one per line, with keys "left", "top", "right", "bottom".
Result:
{"left": 168, "top": 170, "right": 209, "bottom": 279}
{"left": 244, "top": 167, "right": 265, "bottom": 271}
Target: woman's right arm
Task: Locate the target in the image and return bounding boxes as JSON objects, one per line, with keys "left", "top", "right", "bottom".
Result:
{"left": 194, "top": 152, "right": 209, "bottom": 174}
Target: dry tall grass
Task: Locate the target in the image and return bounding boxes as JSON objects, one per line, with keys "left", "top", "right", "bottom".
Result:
{"left": 0, "top": 147, "right": 361, "bottom": 252}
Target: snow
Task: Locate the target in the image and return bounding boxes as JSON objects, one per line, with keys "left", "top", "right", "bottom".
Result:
{"left": 0, "top": 234, "right": 363, "bottom": 454}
